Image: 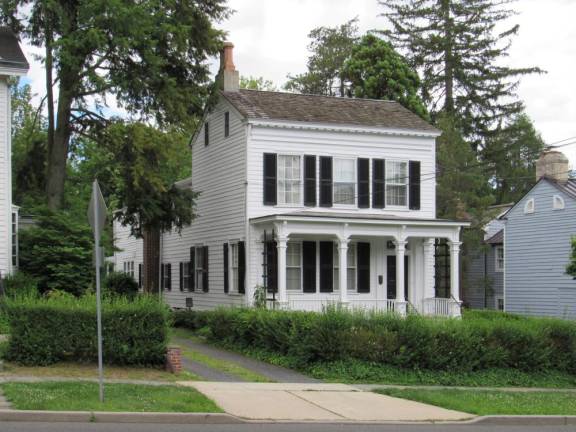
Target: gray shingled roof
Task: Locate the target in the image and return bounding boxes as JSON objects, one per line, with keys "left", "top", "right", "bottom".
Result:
{"left": 548, "top": 178, "right": 576, "bottom": 200}
{"left": 222, "top": 89, "right": 438, "bottom": 133}
{"left": 486, "top": 229, "right": 503, "bottom": 245}
{"left": 0, "top": 28, "right": 28, "bottom": 70}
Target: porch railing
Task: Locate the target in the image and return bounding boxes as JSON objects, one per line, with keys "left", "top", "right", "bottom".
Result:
{"left": 270, "top": 298, "right": 398, "bottom": 313}
{"left": 422, "top": 297, "right": 461, "bottom": 317}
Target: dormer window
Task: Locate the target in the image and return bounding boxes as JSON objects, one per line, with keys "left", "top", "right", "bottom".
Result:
{"left": 553, "top": 195, "right": 565, "bottom": 210}
{"left": 524, "top": 198, "right": 535, "bottom": 214}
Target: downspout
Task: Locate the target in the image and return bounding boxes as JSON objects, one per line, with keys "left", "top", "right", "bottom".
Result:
{"left": 244, "top": 122, "right": 252, "bottom": 306}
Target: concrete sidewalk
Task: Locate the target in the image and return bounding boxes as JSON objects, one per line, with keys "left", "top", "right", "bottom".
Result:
{"left": 178, "top": 381, "right": 474, "bottom": 422}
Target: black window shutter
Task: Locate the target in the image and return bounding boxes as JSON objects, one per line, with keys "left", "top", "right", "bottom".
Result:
{"left": 138, "top": 263, "right": 142, "bottom": 289}
{"left": 357, "top": 242, "right": 370, "bottom": 293}
{"left": 238, "top": 241, "right": 246, "bottom": 294}
{"left": 358, "top": 158, "right": 369, "bottom": 208}
{"left": 190, "top": 247, "right": 196, "bottom": 291}
{"left": 203, "top": 246, "right": 209, "bottom": 292}
{"left": 160, "top": 264, "right": 165, "bottom": 291}
{"left": 166, "top": 263, "right": 172, "bottom": 291}
{"left": 302, "top": 241, "right": 317, "bottom": 293}
{"left": 319, "top": 241, "right": 333, "bottom": 292}
{"left": 204, "top": 122, "right": 209, "bottom": 146}
{"left": 386, "top": 255, "right": 396, "bottom": 299}
{"left": 179, "top": 262, "right": 184, "bottom": 291}
{"left": 223, "top": 243, "right": 229, "bottom": 294}
{"left": 304, "top": 155, "right": 317, "bottom": 207}
{"left": 319, "top": 156, "right": 333, "bottom": 207}
{"left": 265, "top": 241, "right": 278, "bottom": 293}
{"left": 224, "top": 112, "right": 230, "bottom": 137}
{"left": 409, "top": 161, "right": 421, "bottom": 210}
{"left": 372, "top": 159, "right": 385, "bottom": 208}
{"left": 263, "top": 153, "right": 277, "bottom": 205}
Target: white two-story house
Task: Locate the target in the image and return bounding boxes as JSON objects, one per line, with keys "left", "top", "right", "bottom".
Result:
{"left": 0, "top": 28, "right": 28, "bottom": 280}
{"left": 113, "top": 43, "right": 468, "bottom": 317}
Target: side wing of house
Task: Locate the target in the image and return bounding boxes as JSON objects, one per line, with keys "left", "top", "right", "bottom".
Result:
{"left": 111, "top": 219, "right": 143, "bottom": 285}
{"left": 505, "top": 180, "right": 576, "bottom": 318}
{"left": 161, "top": 97, "right": 247, "bottom": 309}
{"left": 464, "top": 244, "right": 504, "bottom": 310}
{"left": 0, "top": 77, "right": 11, "bottom": 277}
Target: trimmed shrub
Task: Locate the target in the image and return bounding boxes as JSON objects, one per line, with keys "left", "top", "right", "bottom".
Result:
{"left": 1, "top": 272, "right": 39, "bottom": 299}
{"left": 4, "top": 294, "right": 170, "bottom": 366}
{"left": 173, "top": 308, "right": 576, "bottom": 374}
{"left": 104, "top": 272, "right": 139, "bottom": 298}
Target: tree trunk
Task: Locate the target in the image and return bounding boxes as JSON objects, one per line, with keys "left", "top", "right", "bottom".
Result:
{"left": 143, "top": 226, "right": 161, "bottom": 294}
{"left": 44, "top": 19, "right": 55, "bottom": 162}
{"left": 442, "top": 0, "right": 454, "bottom": 114}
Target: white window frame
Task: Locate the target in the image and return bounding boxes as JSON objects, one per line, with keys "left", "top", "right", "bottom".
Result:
{"left": 162, "top": 263, "right": 171, "bottom": 291}
{"left": 333, "top": 242, "right": 358, "bottom": 292}
{"left": 524, "top": 198, "right": 535, "bottom": 214}
{"left": 123, "top": 261, "right": 135, "bottom": 278}
{"left": 182, "top": 261, "right": 191, "bottom": 291}
{"left": 553, "top": 194, "right": 565, "bottom": 210}
{"left": 385, "top": 160, "right": 409, "bottom": 208}
{"left": 195, "top": 246, "right": 205, "bottom": 292}
{"left": 495, "top": 246, "right": 504, "bottom": 272}
{"left": 11, "top": 211, "right": 18, "bottom": 268}
{"left": 230, "top": 243, "right": 239, "bottom": 293}
{"left": 333, "top": 158, "right": 356, "bottom": 206}
{"left": 286, "top": 241, "right": 302, "bottom": 291}
{"left": 277, "top": 154, "right": 302, "bottom": 206}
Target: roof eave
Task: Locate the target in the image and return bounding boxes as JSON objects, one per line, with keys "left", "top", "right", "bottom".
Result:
{"left": 0, "top": 64, "right": 28, "bottom": 76}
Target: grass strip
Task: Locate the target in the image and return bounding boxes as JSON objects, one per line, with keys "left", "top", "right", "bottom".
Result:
{"left": 1, "top": 381, "right": 222, "bottom": 413}
{"left": 376, "top": 388, "right": 576, "bottom": 415}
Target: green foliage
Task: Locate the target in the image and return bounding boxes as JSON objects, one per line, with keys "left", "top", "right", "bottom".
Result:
{"left": 567, "top": 237, "right": 576, "bottom": 278}
{"left": 380, "top": 0, "right": 543, "bottom": 149}
{"left": 4, "top": 294, "right": 170, "bottom": 366}
{"left": 240, "top": 76, "right": 277, "bottom": 91}
{"left": 483, "top": 113, "right": 545, "bottom": 204}
{"left": 174, "top": 308, "right": 576, "bottom": 374}
{"left": 18, "top": 208, "right": 93, "bottom": 296}
{"left": 285, "top": 18, "right": 359, "bottom": 96}
{"left": 343, "top": 34, "right": 428, "bottom": 119}
{"left": 253, "top": 285, "right": 267, "bottom": 309}
{"left": 104, "top": 272, "right": 139, "bottom": 298}
{"left": 1, "top": 272, "right": 38, "bottom": 299}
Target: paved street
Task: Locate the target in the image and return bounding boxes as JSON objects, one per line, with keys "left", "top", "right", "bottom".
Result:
{"left": 0, "top": 422, "right": 574, "bottom": 432}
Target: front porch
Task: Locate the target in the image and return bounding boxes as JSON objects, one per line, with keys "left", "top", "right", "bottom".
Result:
{"left": 250, "top": 212, "right": 468, "bottom": 317}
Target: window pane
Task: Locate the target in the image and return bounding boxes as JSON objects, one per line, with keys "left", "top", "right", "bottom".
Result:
{"left": 278, "top": 155, "right": 301, "bottom": 205}
{"left": 386, "top": 161, "right": 407, "bottom": 184}
{"left": 334, "top": 183, "right": 355, "bottom": 205}
{"left": 347, "top": 269, "right": 356, "bottom": 291}
{"left": 386, "top": 184, "right": 407, "bottom": 206}
{"left": 287, "top": 242, "right": 301, "bottom": 267}
{"left": 334, "top": 159, "right": 355, "bottom": 182}
{"left": 287, "top": 268, "right": 301, "bottom": 291}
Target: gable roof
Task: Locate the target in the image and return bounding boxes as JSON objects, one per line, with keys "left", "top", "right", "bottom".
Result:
{"left": 221, "top": 89, "right": 439, "bottom": 134}
{"left": 0, "top": 28, "right": 29, "bottom": 72}
{"left": 486, "top": 229, "right": 503, "bottom": 244}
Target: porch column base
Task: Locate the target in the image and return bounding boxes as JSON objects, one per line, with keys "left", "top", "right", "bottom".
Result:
{"left": 449, "top": 300, "right": 462, "bottom": 318}
{"left": 395, "top": 301, "right": 407, "bottom": 317}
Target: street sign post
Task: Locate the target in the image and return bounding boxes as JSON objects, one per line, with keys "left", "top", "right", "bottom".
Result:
{"left": 88, "top": 180, "right": 107, "bottom": 403}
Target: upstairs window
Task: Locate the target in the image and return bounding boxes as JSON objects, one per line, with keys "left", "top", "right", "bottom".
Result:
{"left": 204, "top": 122, "right": 209, "bottom": 146}
{"left": 524, "top": 198, "right": 535, "bottom": 214}
{"left": 277, "top": 155, "right": 301, "bottom": 205}
{"left": 553, "top": 195, "right": 565, "bottom": 210}
{"left": 333, "top": 158, "right": 356, "bottom": 205}
{"left": 386, "top": 160, "right": 408, "bottom": 207}
{"left": 224, "top": 112, "right": 230, "bottom": 137}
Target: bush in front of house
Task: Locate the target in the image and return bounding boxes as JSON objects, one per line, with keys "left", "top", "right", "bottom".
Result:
{"left": 104, "top": 272, "right": 139, "bottom": 298}
{"left": 173, "top": 307, "right": 576, "bottom": 374}
{"left": 4, "top": 294, "right": 171, "bottom": 366}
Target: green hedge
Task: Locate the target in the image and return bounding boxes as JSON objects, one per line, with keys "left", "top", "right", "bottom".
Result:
{"left": 5, "top": 294, "right": 171, "bottom": 366}
{"left": 173, "top": 308, "right": 576, "bottom": 373}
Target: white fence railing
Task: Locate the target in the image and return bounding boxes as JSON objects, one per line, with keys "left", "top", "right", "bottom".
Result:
{"left": 422, "top": 297, "right": 461, "bottom": 317}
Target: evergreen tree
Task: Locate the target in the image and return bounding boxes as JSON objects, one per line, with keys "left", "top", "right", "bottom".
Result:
{"left": 285, "top": 18, "right": 359, "bottom": 96}
{"left": 343, "top": 34, "right": 428, "bottom": 119}
{"left": 483, "top": 112, "right": 545, "bottom": 204}
{"left": 1, "top": 0, "right": 229, "bottom": 210}
{"left": 380, "top": 0, "right": 543, "bottom": 149}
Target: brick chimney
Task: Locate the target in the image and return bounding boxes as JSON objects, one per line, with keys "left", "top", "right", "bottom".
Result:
{"left": 535, "top": 150, "right": 570, "bottom": 183}
{"left": 219, "top": 41, "right": 239, "bottom": 92}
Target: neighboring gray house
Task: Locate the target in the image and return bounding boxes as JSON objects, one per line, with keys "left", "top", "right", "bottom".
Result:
{"left": 503, "top": 151, "right": 576, "bottom": 319}
{"left": 464, "top": 204, "right": 512, "bottom": 310}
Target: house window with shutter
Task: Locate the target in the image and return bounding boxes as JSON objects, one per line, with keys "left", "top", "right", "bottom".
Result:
{"left": 333, "top": 243, "right": 357, "bottom": 291}
{"left": 386, "top": 160, "right": 408, "bottom": 207}
{"left": 195, "top": 247, "right": 205, "bottom": 292}
{"left": 161, "top": 263, "right": 171, "bottom": 291}
{"left": 231, "top": 243, "right": 239, "bottom": 292}
{"left": 277, "top": 155, "right": 301, "bottom": 205}
{"left": 181, "top": 262, "right": 191, "bottom": 291}
{"left": 333, "top": 158, "right": 356, "bottom": 205}
{"left": 123, "top": 261, "right": 135, "bottom": 279}
{"left": 495, "top": 246, "right": 504, "bottom": 272}
{"left": 224, "top": 112, "right": 230, "bottom": 137}
{"left": 286, "top": 242, "right": 302, "bottom": 291}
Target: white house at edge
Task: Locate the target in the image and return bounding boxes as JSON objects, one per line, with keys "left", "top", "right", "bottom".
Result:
{"left": 112, "top": 42, "right": 469, "bottom": 317}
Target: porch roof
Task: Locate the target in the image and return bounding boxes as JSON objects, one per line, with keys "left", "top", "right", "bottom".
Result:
{"left": 250, "top": 211, "right": 470, "bottom": 227}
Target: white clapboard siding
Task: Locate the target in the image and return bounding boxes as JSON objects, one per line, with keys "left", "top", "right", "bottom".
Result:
{"left": 246, "top": 125, "right": 436, "bottom": 220}
{"left": 111, "top": 219, "right": 143, "bottom": 273}
{"left": 0, "top": 78, "right": 12, "bottom": 276}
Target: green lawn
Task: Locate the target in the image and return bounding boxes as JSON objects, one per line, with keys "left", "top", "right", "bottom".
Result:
{"left": 376, "top": 388, "right": 576, "bottom": 415}
{"left": 1, "top": 381, "right": 222, "bottom": 413}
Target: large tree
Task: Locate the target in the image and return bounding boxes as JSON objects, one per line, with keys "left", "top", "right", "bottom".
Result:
{"left": 380, "top": 0, "right": 543, "bottom": 149}
{"left": 240, "top": 76, "right": 277, "bottom": 91}
{"left": 483, "top": 112, "right": 545, "bottom": 204}
{"left": 1, "top": 0, "right": 229, "bottom": 209}
{"left": 285, "top": 18, "right": 359, "bottom": 96}
{"left": 343, "top": 34, "right": 428, "bottom": 119}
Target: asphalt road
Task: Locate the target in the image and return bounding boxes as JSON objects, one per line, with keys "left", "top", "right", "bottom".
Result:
{"left": 0, "top": 423, "right": 574, "bottom": 432}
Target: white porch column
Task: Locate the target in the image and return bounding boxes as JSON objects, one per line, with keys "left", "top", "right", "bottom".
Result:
{"left": 277, "top": 236, "right": 288, "bottom": 307}
{"left": 395, "top": 239, "right": 407, "bottom": 316}
{"left": 449, "top": 240, "right": 462, "bottom": 317}
{"left": 422, "top": 238, "right": 435, "bottom": 315}
{"left": 338, "top": 237, "right": 349, "bottom": 305}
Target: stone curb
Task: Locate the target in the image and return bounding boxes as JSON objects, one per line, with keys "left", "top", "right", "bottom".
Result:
{"left": 465, "top": 415, "right": 576, "bottom": 426}
{"left": 0, "top": 410, "right": 245, "bottom": 424}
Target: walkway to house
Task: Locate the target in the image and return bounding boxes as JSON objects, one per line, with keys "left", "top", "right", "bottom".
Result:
{"left": 177, "top": 381, "right": 473, "bottom": 422}
{"left": 172, "top": 336, "right": 319, "bottom": 383}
